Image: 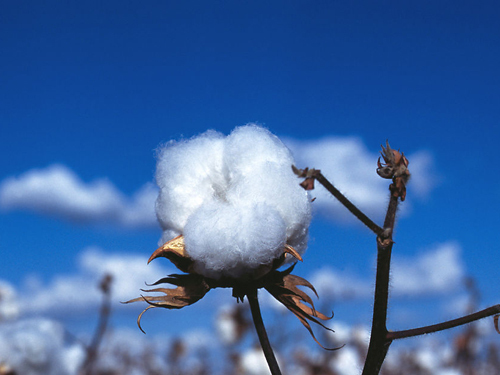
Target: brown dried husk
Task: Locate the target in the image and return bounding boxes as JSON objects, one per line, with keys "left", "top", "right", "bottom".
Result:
{"left": 128, "top": 235, "right": 335, "bottom": 347}
{"left": 265, "top": 265, "right": 337, "bottom": 350}
{"left": 125, "top": 274, "right": 210, "bottom": 333}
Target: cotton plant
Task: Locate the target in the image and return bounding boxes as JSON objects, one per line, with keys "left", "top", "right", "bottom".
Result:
{"left": 127, "top": 125, "right": 333, "bottom": 374}
{"left": 129, "top": 125, "right": 500, "bottom": 375}
{"left": 295, "top": 142, "right": 500, "bottom": 375}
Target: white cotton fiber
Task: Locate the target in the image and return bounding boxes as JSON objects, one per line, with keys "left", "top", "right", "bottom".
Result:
{"left": 184, "top": 202, "right": 287, "bottom": 279}
{"left": 155, "top": 130, "right": 226, "bottom": 243}
{"left": 155, "top": 124, "right": 311, "bottom": 279}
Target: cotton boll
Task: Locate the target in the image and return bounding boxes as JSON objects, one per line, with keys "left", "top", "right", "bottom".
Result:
{"left": 216, "top": 310, "right": 238, "bottom": 345}
{"left": 155, "top": 130, "right": 226, "bottom": 242}
{"left": 155, "top": 124, "right": 311, "bottom": 279}
{"left": 184, "top": 201, "right": 287, "bottom": 279}
{"left": 215, "top": 305, "right": 243, "bottom": 345}
{"left": 328, "top": 346, "right": 362, "bottom": 375}
{"left": 241, "top": 347, "right": 276, "bottom": 375}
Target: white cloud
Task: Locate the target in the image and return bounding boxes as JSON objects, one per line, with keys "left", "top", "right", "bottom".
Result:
{"left": 406, "top": 150, "right": 438, "bottom": 199}
{"left": 0, "top": 164, "right": 157, "bottom": 228}
{"left": 391, "top": 242, "right": 464, "bottom": 296}
{"left": 0, "top": 281, "right": 20, "bottom": 321}
{"left": 18, "top": 248, "right": 174, "bottom": 315}
{"left": 284, "top": 136, "right": 436, "bottom": 222}
{"left": 119, "top": 182, "right": 158, "bottom": 228}
{"left": 308, "top": 242, "right": 465, "bottom": 300}
{"left": 309, "top": 268, "right": 373, "bottom": 300}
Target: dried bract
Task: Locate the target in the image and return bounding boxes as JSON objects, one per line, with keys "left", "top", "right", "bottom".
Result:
{"left": 148, "top": 235, "right": 194, "bottom": 274}
{"left": 377, "top": 141, "right": 410, "bottom": 201}
{"left": 265, "top": 266, "right": 336, "bottom": 349}
{"left": 126, "top": 235, "right": 333, "bottom": 346}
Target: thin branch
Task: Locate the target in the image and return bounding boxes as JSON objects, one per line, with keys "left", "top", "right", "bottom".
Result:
{"left": 387, "top": 305, "right": 500, "bottom": 340}
{"left": 382, "top": 191, "right": 399, "bottom": 231}
{"left": 80, "top": 274, "right": 113, "bottom": 375}
{"left": 247, "top": 289, "right": 282, "bottom": 375}
{"left": 361, "top": 194, "right": 400, "bottom": 375}
{"left": 314, "top": 172, "right": 384, "bottom": 236}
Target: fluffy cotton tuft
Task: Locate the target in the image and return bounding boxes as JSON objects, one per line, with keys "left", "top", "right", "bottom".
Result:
{"left": 155, "top": 125, "right": 311, "bottom": 279}
{"left": 0, "top": 319, "right": 85, "bottom": 375}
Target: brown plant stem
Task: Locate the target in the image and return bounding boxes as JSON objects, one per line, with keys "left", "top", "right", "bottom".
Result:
{"left": 387, "top": 305, "right": 500, "bottom": 340}
{"left": 80, "top": 274, "right": 112, "bottom": 375}
{"left": 247, "top": 289, "right": 282, "bottom": 375}
{"left": 314, "top": 172, "right": 384, "bottom": 236}
{"left": 361, "top": 194, "right": 400, "bottom": 375}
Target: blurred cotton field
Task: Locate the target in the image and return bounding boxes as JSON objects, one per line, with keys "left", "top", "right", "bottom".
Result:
{"left": 2, "top": 291, "right": 500, "bottom": 375}
{"left": 0, "top": 319, "right": 84, "bottom": 375}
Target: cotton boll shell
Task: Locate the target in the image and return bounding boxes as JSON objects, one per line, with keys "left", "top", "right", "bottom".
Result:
{"left": 155, "top": 130, "right": 226, "bottom": 240}
{"left": 183, "top": 201, "right": 287, "bottom": 279}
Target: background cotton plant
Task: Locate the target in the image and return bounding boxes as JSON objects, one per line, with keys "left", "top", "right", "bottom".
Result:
{"left": 154, "top": 124, "right": 312, "bottom": 279}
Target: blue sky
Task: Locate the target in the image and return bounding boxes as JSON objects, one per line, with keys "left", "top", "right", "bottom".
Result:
{"left": 1, "top": 0, "right": 500, "bottom": 344}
